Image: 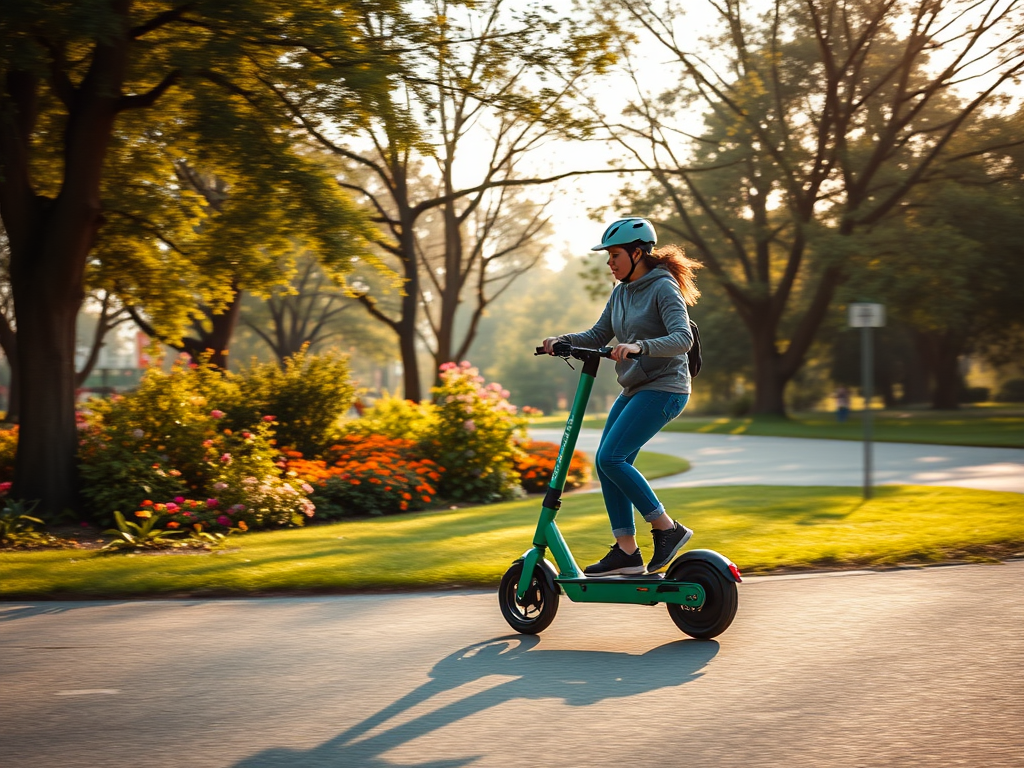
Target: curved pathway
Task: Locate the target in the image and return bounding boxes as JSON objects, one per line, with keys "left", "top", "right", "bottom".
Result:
{"left": 530, "top": 428, "right": 1024, "bottom": 493}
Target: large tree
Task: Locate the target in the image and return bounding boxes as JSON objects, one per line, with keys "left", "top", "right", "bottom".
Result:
{"left": 0, "top": 1, "right": 402, "bottom": 516}
{"left": 276, "top": 0, "right": 615, "bottom": 401}
{"left": 600, "top": 0, "right": 1024, "bottom": 414}
{"left": 838, "top": 113, "right": 1024, "bottom": 408}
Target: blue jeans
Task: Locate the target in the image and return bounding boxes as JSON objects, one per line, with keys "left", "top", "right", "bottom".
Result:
{"left": 596, "top": 390, "right": 689, "bottom": 538}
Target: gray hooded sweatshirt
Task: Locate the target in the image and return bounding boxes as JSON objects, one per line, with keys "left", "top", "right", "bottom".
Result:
{"left": 560, "top": 265, "right": 693, "bottom": 396}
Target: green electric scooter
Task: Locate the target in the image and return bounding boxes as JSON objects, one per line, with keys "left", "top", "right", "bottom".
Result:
{"left": 498, "top": 341, "right": 741, "bottom": 639}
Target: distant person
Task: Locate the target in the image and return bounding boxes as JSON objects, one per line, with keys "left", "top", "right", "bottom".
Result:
{"left": 835, "top": 386, "right": 850, "bottom": 422}
{"left": 542, "top": 217, "right": 701, "bottom": 575}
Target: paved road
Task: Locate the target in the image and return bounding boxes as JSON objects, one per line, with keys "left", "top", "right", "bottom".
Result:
{"left": 531, "top": 428, "right": 1024, "bottom": 493}
{"left": 2, "top": 561, "right": 1023, "bottom": 767}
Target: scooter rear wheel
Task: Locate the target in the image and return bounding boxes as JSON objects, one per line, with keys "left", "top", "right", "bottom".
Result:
{"left": 498, "top": 561, "right": 559, "bottom": 634}
{"left": 665, "top": 559, "right": 738, "bottom": 639}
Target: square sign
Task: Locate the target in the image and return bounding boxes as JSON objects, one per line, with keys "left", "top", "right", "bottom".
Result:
{"left": 849, "top": 303, "right": 885, "bottom": 328}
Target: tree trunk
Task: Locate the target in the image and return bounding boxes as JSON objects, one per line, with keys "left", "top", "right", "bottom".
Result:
{"left": 750, "top": 339, "right": 789, "bottom": 415}
{"left": 0, "top": 25, "right": 128, "bottom": 517}
{"left": 396, "top": 214, "right": 422, "bottom": 402}
{"left": 11, "top": 269, "right": 84, "bottom": 515}
{"left": 913, "top": 329, "right": 965, "bottom": 410}
{"left": 181, "top": 288, "right": 244, "bottom": 370}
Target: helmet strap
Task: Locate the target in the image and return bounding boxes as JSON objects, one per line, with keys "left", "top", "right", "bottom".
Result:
{"left": 622, "top": 249, "right": 642, "bottom": 283}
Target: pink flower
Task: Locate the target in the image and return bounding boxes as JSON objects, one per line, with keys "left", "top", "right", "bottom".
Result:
{"left": 210, "top": 409, "right": 225, "bottom": 419}
{"left": 174, "top": 496, "right": 185, "bottom": 504}
{"left": 165, "top": 503, "right": 179, "bottom": 512}
{"left": 230, "top": 504, "right": 246, "bottom": 513}
{"left": 463, "top": 419, "right": 476, "bottom": 432}
{"left": 0, "top": 481, "right": 11, "bottom": 494}
{"left": 241, "top": 431, "right": 251, "bottom": 439}
{"left": 203, "top": 439, "right": 213, "bottom": 448}
{"left": 300, "top": 482, "right": 314, "bottom": 494}
{"left": 214, "top": 482, "right": 228, "bottom": 491}
{"left": 206, "top": 498, "right": 219, "bottom": 508}
{"left": 220, "top": 453, "right": 232, "bottom": 464}
{"left": 216, "top": 515, "right": 231, "bottom": 526}
{"left": 262, "top": 415, "right": 275, "bottom": 422}
{"left": 460, "top": 361, "right": 472, "bottom": 369}
{"left": 439, "top": 362, "right": 457, "bottom": 372}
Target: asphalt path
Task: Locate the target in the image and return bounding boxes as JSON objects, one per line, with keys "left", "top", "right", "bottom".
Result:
{"left": 4, "top": 433, "right": 1023, "bottom": 766}
{"left": 2, "top": 561, "right": 1023, "bottom": 767}
{"left": 530, "top": 428, "right": 1024, "bottom": 493}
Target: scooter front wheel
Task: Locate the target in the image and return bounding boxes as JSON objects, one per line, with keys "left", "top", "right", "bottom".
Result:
{"left": 665, "top": 559, "right": 738, "bottom": 639}
{"left": 498, "top": 561, "right": 559, "bottom": 634}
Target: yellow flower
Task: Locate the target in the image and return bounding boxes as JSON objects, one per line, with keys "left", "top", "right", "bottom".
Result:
{"left": 135, "top": 510, "right": 152, "bottom": 519}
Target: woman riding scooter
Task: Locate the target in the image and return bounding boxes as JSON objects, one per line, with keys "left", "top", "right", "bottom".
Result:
{"left": 542, "top": 217, "right": 702, "bottom": 576}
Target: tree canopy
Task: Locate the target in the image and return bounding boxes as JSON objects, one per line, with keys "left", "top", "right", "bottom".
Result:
{"left": 600, "top": 0, "right": 1024, "bottom": 414}
{"left": 0, "top": 0, "right": 410, "bottom": 516}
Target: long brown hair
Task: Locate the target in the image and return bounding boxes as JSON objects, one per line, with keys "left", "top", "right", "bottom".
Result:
{"left": 640, "top": 244, "right": 702, "bottom": 306}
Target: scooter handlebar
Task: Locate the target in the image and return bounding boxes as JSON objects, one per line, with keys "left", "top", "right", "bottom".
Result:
{"left": 534, "top": 343, "right": 640, "bottom": 360}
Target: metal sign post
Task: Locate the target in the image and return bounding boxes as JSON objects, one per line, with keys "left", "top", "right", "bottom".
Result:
{"left": 848, "top": 303, "right": 885, "bottom": 499}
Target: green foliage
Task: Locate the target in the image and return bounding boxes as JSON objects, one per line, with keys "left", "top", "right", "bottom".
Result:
{"left": 0, "top": 499, "right": 51, "bottom": 549}
{"left": 996, "top": 379, "right": 1024, "bottom": 403}
{"left": 425, "top": 363, "right": 526, "bottom": 503}
{"left": 0, "top": 426, "right": 17, "bottom": 482}
{"left": 102, "top": 511, "right": 184, "bottom": 552}
{"left": 77, "top": 352, "right": 329, "bottom": 527}
{"left": 344, "top": 394, "right": 438, "bottom": 442}
{"left": 231, "top": 347, "right": 356, "bottom": 456}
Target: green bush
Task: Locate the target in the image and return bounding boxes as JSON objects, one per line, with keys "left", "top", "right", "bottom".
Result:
{"left": 424, "top": 362, "right": 526, "bottom": 503}
{"left": 0, "top": 426, "right": 17, "bottom": 483}
{"left": 77, "top": 355, "right": 314, "bottom": 529}
{"left": 344, "top": 394, "right": 437, "bottom": 442}
{"left": 996, "top": 378, "right": 1024, "bottom": 403}
{"left": 230, "top": 347, "right": 355, "bottom": 456}
{"left": 961, "top": 386, "right": 990, "bottom": 404}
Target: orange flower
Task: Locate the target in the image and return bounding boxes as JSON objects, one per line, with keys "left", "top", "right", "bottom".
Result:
{"left": 166, "top": 521, "right": 180, "bottom": 528}
{"left": 238, "top": 520, "right": 248, "bottom": 532}
{"left": 399, "top": 501, "right": 408, "bottom": 511}
{"left": 401, "top": 492, "right": 412, "bottom": 500}
{"left": 141, "top": 500, "right": 153, "bottom": 507}
{"left": 421, "top": 495, "right": 431, "bottom": 503}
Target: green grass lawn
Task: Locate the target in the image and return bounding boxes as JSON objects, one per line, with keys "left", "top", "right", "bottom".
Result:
{"left": 3, "top": 485, "right": 1021, "bottom": 599}
{"left": 633, "top": 451, "right": 689, "bottom": 479}
{"left": 565, "top": 407, "right": 1024, "bottom": 448}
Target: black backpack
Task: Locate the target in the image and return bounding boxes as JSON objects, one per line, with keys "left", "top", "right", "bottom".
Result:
{"left": 688, "top": 321, "right": 702, "bottom": 377}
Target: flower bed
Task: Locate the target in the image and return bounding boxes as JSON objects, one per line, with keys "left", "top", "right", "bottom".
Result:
{"left": 286, "top": 435, "right": 443, "bottom": 519}
{"left": 514, "top": 440, "right": 591, "bottom": 494}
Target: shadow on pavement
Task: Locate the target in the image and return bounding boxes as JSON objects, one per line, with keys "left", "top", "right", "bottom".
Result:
{"left": 233, "top": 634, "right": 719, "bottom": 768}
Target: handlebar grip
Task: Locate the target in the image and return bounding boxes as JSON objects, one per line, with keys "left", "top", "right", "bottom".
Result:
{"left": 534, "top": 346, "right": 547, "bottom": 356}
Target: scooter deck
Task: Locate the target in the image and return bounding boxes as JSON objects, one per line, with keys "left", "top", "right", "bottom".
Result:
{"left": 555, "top": 574, "right": 706, "bottom": 608}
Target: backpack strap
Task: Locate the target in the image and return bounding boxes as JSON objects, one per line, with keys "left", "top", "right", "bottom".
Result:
{"left": 688, "top": 320, "right": 702, "bottom": 377}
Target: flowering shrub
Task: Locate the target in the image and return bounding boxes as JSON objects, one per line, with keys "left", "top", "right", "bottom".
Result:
{"left": 230, "top": 347, "right": 355, "bottom": 456}
{"left": 77, "top": 354, "right": 313, "bottom": 528}
{"left": 514, "top": 440, "right": 592, "bottom": 494}
{"left": 344, "top": 394, "right": 437, "bottom": 442}
{"left": 425, "top": 362, "right": 526, "bottom": 503}
{"left": 286, "top": 435, "right": 443, "bottom": 519}
{"left": 0, "top": 426, "right": 18, "bottom": 483}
